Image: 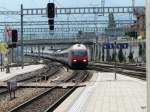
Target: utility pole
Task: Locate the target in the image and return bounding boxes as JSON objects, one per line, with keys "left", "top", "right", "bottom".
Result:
{"left": 132, "top": 0, "right": 135, "bottom": 8}
{"left": 146, "top": 0, "right": 150, "bottom": 111}
{"left": 93, "top": 6, "right": 99, "bottom": 62}
{"left": 21, "top": 4, "right": 24, "bottom": 69}
{"left": 101, "top": 0, "right": 105, "bottom": 16}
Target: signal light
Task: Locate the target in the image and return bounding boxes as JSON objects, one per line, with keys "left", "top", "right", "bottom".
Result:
{"left": 48, "top": 19, "right": 54, "bottom": 30}
{"left": 12, "top": 30, "right": 18, "bottom": 42}
{"left": 47, "top": 3, "right": 55, "bottom": 18}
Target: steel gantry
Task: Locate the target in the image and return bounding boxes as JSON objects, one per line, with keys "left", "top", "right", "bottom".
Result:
{"left": 0, "top": 6, "right": 144, "bottom": 15}
{"left": 22, "top": 6, "right": 145, "bottom": 15}
{"left": 0, "top": 27, "right": 141, "bottom": 33}
{"left": 0, "top": 20, "right": 137, "bottom": 26}
{"left": 0, "top": 11, "right": 20, "bottom": 15}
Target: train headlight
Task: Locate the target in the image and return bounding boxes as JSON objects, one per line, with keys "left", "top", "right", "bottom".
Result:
{"left": 83, "top": 59, "right": 87, "bottom": 62}
{"left": 73, "top": 59, "right": 77, "bottom": 62}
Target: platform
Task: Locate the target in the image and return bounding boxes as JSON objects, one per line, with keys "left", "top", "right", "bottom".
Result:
{"left": 0, "top": 82, "right": 86, "bottom": 88}
{"left": 0, "top": 64, "right": 45, "bottom": 82}
{"left": 54, "top": 72, "right": 146, "bottom": 112}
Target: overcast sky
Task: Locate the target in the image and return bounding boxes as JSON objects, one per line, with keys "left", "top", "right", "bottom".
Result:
{"left": 0, "top": 0, "right": 145, "bottom": 22}
{"left": 0, "top": 0, "right": 145, "bottom": 40}
{"left": 0, "top": 0, "right": 145, "bottom": 11}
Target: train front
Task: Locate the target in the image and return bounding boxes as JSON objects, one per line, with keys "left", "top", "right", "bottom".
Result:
{"left": 70, "top": 46, "right": 88, "bottom": 68}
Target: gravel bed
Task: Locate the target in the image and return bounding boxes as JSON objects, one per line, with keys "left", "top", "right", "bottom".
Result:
{"left": 67, "top": 70, "right": 89, "bottom": 82}
{"left": 0, "top": 62, "right": 91, "bottom": 112}
{"left": 84, "top": 71, "right": 93, "bottom": 81}
{"left": 47, "top": 67, "right": 73, "bottom": 83}
{"left": 0, "top": 65, "right": 72, "bottom": 111}
{"left": 0, "top": 88, "right": 48, "bottom": 112}
{"left": 14, "top": 88, "right": 70, "bottom": 112}
{"left": 0, "top": 88, "right": 7, "bottom": 94}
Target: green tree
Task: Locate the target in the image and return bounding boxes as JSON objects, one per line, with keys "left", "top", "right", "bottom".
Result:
{"left": 108, "top": 12, "right": 116, "bottom": 28}
{"left": 118, "top": 49, "right": 124, "bottom": 62}
{"left": 0, "top": 42, "right": 8, "bottom": 71}
{"left": 0, "top": 42, "right": 8, "bottom": 54}
{"left": 139, "top": 43, "right": 143, "bottom": 57}
{"left": 125, "top": 30, "right": 138, "bottom": 39}
{"left": 102, "top": 48, "right": 105, "bottom": 61}
{"left": 128, "top": 51, "right": 133, "bottom": 62}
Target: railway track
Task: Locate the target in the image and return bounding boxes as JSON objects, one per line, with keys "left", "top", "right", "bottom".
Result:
{"left": 8, "top": 63, "right": 60, "bottom": 83}
{"left": 89, "top": 63, "right": 146, "bottom": 73}
{"left": 27, "top": 53, "right": 146, "bottom": 80}
{"left": 17, "top": 66, "right": 60, "bottom": 83}
{"left": 28, "top": 55, "right": 146, "bottom": 80}
{"left": 0, "top": 61, "right": 61, "bottom": 98}
{"left": 8, "top": 70, "right": 89, "bottom": 112}
{"left": 88, "top": 64, "right": 146, "bottom": 80}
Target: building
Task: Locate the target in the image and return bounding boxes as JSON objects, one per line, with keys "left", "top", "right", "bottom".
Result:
{"left": 134, "top": 8, "right": 145, "bottom": 39}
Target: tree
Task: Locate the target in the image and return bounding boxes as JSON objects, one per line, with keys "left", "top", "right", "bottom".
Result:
{"left": 0, "top": 42, "right": 8, "bottom": 71}
{"left": 139, "top": 43, "right": 143, "bottom": 57}
{"left": 138, "top": 43, "right": 146, "bottom": 63}
{"left": 0, "top": 42, "right": 8, "bottom": 54}
{"left": 125, "top": 30, "right": 138, "bottom": 39}
{"left": 128, "top": 51, "right": 133, "bottom": 62}
{"left": 102, "top": 48, "right": 105, "bottom": 61}
{"left": 108, "top": 12, "right": 116, "bottom": 28}
{"left": 118, "top": 49, "right": 124, "bottom": 62}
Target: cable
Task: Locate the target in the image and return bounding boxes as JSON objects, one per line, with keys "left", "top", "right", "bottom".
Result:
{"left": 0, "top": 7, "right": 20, "bottom": 22}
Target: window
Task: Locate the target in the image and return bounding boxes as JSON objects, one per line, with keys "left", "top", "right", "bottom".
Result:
{"left": 72, "top": 50, "right": 87, "bottom": 56}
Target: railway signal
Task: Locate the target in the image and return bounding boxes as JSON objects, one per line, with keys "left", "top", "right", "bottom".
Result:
{"left": 47, "top": 3, "right": 55, "bottom": 31}
{"left": 7, "top": 29, "right": 18, "bottom": 48}
{"left": 47, "top": 3, "right": 55, "bottom": 18}
{"left": 48, "top": 19, "right": 54, "bottom": 30}
{"left": 12, "top": 30, "right": 18, "bottom": 42}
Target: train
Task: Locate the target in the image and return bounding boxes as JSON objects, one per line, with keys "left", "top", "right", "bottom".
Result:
{"left": 49, "top": 44, "right": 88, "bottom": 68}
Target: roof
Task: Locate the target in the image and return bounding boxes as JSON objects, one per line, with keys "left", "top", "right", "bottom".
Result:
{"left": 71, "top": 44, "right": 87, "bottom": 50}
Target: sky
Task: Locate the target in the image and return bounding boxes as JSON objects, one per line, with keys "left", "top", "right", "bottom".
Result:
{"left": 0, "top": 0, "right": 145, "bottom": 22}
{"left": 0, "top": 0, "right": 145, "bottom": 11}
{"left": 0, "top": 0, "right": 145, "bottom": 40}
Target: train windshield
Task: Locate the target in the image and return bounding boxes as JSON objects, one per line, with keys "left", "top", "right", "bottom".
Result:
{"left": 72, "top": 50, "right": 87, "bottom": 56}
